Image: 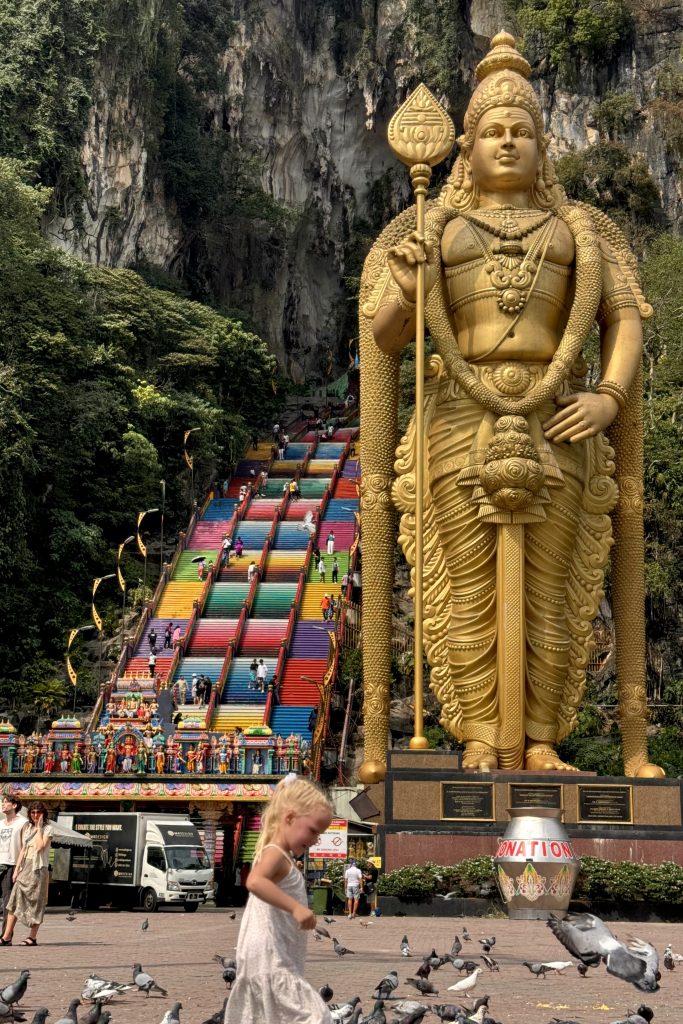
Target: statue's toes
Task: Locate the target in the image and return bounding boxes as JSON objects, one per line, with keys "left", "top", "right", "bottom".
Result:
{"left": 633, "top": 762, "right": 665, "bottom": 779}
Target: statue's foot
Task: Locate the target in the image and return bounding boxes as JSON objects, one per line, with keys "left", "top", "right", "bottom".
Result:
{"left": 632, "top": 762, "right": 666, "bottom": 779}
{"left": 462, "top": 742, "right": 498, "bottom": 770}
{"left": 525, "top": 744, "right": 580, "bottom": 772}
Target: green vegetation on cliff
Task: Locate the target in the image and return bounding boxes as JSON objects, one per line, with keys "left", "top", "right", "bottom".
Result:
{"left": 0, "top": 159, "right": 277, "bottom": 710}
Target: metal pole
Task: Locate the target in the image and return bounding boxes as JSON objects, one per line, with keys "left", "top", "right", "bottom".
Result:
{"left": 160, "top": 479, "right": 166, "bottom": 579}
{"left": 337, "top": 674, "right": 355, "bottom": 784}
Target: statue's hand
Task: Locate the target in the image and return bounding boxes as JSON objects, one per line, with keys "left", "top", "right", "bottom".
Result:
{"left": 542, "top": 392, "right": 620, "bottom": 444}
{"left": 387, "top": 232, "right": 438, "bottom": 304}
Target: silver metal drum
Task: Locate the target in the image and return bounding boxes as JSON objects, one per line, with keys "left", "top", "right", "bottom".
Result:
{"left": 493, "top": 807, "right": 580, "bottom": 920}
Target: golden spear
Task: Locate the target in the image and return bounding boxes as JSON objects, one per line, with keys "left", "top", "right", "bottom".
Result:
{"left": 387, "top": 86, "right": 455, "bottom": 748}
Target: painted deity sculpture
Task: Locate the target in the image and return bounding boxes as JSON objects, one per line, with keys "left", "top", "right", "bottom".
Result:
{"left": 359, "top": 33, "right": 662, "bottom": 779}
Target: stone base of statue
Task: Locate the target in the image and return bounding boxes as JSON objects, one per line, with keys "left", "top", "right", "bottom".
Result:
{"left": 366, "top": 750, "right": 683, "bottom": 881}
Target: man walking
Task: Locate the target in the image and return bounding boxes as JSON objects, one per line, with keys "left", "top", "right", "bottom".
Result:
{"left": 318, "top": 556, "right": 326, "bottom": 583}
{"left": 326, "top": 530, "right": 335, "bottom": 556}
{"left": 0, "top": 794, "right": 26, "bottom": 931}
{"left": 344, "top": 858, "right": 363, "bottom": 920}
{"left": 256, "top": 659, "right": 268, "bottom": 693}
{"left": 331, "top": 557, "right": 339, "bottom": 584}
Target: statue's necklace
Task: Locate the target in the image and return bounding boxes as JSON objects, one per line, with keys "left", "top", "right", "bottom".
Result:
{"left": 460, "top": 214, "right": 556, "bottom": 315}
{"left": 462, "top": 206, "right": 552, "bottom": 240}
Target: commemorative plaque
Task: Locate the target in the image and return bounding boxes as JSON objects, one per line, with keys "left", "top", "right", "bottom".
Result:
{"left": 578, "top": 784, "right": 633, "bottom": 824}
{"left": 441, "top": 781, "right": 495, "bottom": 821}
{"left": 509, "top": 783, "right": 563, "bottom": 810}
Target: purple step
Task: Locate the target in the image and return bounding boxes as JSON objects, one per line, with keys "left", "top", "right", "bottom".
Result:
{"left": 290, "top": 621, "right": 336, "bottom": 658}
{"left": 135, "top": 617, "right": 188, "bottom": 657}
{"left": 342, "top": 460, "right": 360, "bottom": 478}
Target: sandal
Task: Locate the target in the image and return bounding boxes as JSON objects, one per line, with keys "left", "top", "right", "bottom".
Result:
{"left": 0, "top": 938, "right": 12, "bottom": 946}
{"left": 20, "top": 937, "right": 37, "bottom": 946}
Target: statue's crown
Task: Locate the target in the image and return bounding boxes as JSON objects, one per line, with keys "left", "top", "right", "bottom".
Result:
{"left": 463, "top": 32, "right": 543, "bottom": 139}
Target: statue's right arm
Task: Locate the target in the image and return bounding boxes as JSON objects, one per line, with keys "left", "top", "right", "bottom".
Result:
{"left": 372, "top": 232, "right": 438, "bottom": 356}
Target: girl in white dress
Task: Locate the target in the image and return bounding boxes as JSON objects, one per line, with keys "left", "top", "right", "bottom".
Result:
{"left": 225, "top": 774, "right": 333, "bottom": 1024}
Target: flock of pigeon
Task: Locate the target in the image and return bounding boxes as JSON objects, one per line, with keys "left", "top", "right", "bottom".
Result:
{"left": 0, "top": 912, "right": 676, "bottom": 1024}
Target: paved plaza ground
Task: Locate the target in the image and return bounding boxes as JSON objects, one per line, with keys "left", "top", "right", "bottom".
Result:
{"left": 0, "top": 907, "right": 680, "bottom": 1023}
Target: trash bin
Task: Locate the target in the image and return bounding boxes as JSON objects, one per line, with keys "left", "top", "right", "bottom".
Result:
{"left": 312, "top": 886, "right": 331, "bottom": 915}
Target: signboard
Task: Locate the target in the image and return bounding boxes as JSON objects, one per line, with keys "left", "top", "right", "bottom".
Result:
{"left": 309, "top": 817, "right": 348, "bottom": 860}
{"left": 70, "top": 813, "right": 138, "bottom": 886}
{"left": 368, "top": 856, "right": 382, "bottom": 869}
{"left": 578, "top": 785, "right": 633, "bottom": 824}
{"left": 509, "top": 783, "right": 563, "bottom": 810}
{"left": 441, "top": 781, "right": 495, "bottom": 821}
{"left": 155, "top": 823, "right": 202, "bottom": 846}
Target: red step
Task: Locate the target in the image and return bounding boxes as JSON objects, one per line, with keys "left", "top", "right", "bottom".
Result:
{"left": 279, "top": 659, "right": 328, "bottom": 704}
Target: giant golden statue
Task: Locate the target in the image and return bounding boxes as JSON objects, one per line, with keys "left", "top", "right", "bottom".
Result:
{"left": 358, "top": 33, "right": 663, "bottom": 780}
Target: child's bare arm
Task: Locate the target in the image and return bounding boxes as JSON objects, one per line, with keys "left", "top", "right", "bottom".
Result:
{"left": 246, "top": 848, "right": 316, "bottom": 929}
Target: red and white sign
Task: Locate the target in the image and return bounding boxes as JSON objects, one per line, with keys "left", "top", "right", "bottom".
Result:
{"left": 495, "top": 839, "right": 575, "bottom": 860}
{"left": 310, "top": 817, "right": 348, "bottom": 860}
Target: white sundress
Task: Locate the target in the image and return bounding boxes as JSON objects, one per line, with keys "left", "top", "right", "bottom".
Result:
{"left": 225, "top": 846, "right": 331, "bottom": 1024}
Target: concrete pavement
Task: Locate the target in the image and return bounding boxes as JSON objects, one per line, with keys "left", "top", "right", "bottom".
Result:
{"left": 0, "top": 908, "right": 679, "bottom": 1022}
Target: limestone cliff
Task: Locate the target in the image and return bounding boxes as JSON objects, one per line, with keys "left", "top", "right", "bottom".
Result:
{"left": 46, "top": 0, "right": 682, "bottom": 380}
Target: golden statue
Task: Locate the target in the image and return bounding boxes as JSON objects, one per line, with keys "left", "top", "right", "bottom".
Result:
{"left": 358, "top": 33, "right": 663, "bottom": 780}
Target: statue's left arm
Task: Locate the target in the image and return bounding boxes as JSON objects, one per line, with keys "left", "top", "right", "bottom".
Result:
{"left": 543, "top": 238, "right": 642, "bottom": 444}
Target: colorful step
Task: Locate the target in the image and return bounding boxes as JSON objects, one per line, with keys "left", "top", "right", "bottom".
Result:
{"left": 279, "top": 659, "right": 328, "bottom": 704}
{"left": 238, "top": 619, "right": 290, "bottom": 657}
{"left": 222, "top": 657, "right": 278, "bottom": 703}
{"left": 172, "top": 550, "right": 217, "bottom": 581}
{"left": 211, "top": 705, "right": 266, "bottom": 732}
{"left": 272, "top": 524, "right": 310, "bottom": 550}
{"left": 204, "top": 584, "right": 250, "bottom": 617}
{"left": 185, "top": 620, "right": 239, "bottom": 656}
{"left": 299, "top": 582, "right": 344, "bottom": 620}
{"left": 261, "top": 551, "right": 306, "bottom": 583}
{"left": 289, "top": 622, "right": 335, "bottom": 658}
{"left": 156, "top": 582, "right": 204, "bottom": 618}
{"left": 202, "top": 499, "right": 239, "bottom": 521}
{"left": 252, "top": 583, "right": 298, "bottom": 618}
{"left": 269, "top": 705, "right": 315, "bottom": 744}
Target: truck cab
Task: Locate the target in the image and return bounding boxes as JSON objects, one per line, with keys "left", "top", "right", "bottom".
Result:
{"left": 141, "top": 819, "right": 212, "bottom": 912}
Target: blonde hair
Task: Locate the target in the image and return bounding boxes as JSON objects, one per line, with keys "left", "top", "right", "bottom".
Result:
{"left": 252, "top": 776, "right": 333, "bottom": 862}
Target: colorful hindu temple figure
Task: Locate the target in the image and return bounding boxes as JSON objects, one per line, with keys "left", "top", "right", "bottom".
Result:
{"left": 70, "top": 748, "right": 83, "bottom": 773}
{"left": 59, "top": 746, "right": 71, "bottom": 772}
{"left": 86, "top": 747, "right": 98, "bottom": 773}
{"left": 155, "top": 748, "right": 165, "bottom": 774}
{"left": 104, "top": 743, "right": 116, "bottom": 773}
{"left": 359, "top": 31, "right": 663, "bottom": 780}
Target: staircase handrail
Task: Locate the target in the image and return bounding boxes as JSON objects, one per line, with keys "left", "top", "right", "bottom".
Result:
{"left": 311, "top": 631, "right": 339, "bottom": 779}
{"left": 207, "top": 638, "right": 236, "bottom": 727}
{"left": 303, "top": 538, "right": 314, "bottom": 578}
{"left": 245, "top": 562, "right": 261, "bottom": 616}
{"left": 231, "top": 813, "right": 245, "bottom": 873}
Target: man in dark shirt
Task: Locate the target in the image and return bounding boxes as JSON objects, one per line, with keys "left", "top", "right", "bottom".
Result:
{"left": 363, "top": 862, "right": 379, "bottom": 916}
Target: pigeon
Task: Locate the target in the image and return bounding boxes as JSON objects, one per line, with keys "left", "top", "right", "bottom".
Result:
{"left": 393, "top": 1003, "right": 430, "bottom": 1016}
{"left": 406, "top": 978, "right": 438, "bottom": 995}
{"left": 432, "top": 1007, "right": 461, "bottom": 1022}
{"left": 159, "top": 1004, "right": 182, "bottom": 1024}
{"left": 211, "top": 955, "right": 236, "bottom": 970}
{"left": 610, "top": 1009, "right": 654, "bottom": 1024}
{"left": 54, "top": 1001, "right": 80, "bottom": 1024}
{"left": 437, "top": 892, "right": 460, "bottom": 901}
{"left": 199, "top": 999, "right": 228, "bottom": 1024}
{"left": 29, "top": 1013, "right": 49, "bottom": 1024}
{"left": 332, "top": 937, "right": 355, "bottom": 956}
{"left": 359, "top": 1002, "right": 385, "bottom": 1024}
{"left": 480, "top": 954, "right": 499, "bottom": 972}
{"left": 94, "top": 1015, "right": 110, "bottom": 1024}
{"left": 448, "top": 967, "right": 482, "bottom": 993}
{"left": 330, "top": 997, "right": 361, "bottom": 1023}
{"left": 132, "top": 964, "right": 167, "bottom": 998}
{"left": 451, "top": 936, "right": 462, "bottom": 956}
{"left": 577, "top": 963, "right": 589, "bottom": 977}
{"left": 462, "top": 927, "right": 471, "bottom": 941}
{"left": 66, "top": 911, "right": 77, "bottom": 922}
{"left": 319, "top": 984, "right": 333, "bottom": 1003}
{"left": 462, "top": 961, "right": 479, "bottom": 973}
{"left": 548, "top": 913, "right": 660, "bottom": 992}
{"left": 523, "top": 962, "right": 548, "bottom": 979}
{"left": 0, "top": 1003, "right": 26, "bottom": 1023}
{"left": 428, "top": 949, "right": 448, "bottom": 970}
{"left": 663, "top": 947, "right": 675, "bottom": 971}
{"left": 448, "top": 957, "right": 466, "bottom": 971}
{"left": 83, "top": 986, "right": 129, "bottom": 1006}
{"left": 141, "top": 918, "right": 149, "bottom": 932}
{"left": 395, "top": 1009, "right": 429, "bottom": 1024}
{"left": 81, "top": 1005, "right": 105, "bottom": 1024}
{"left": 479, "top": 936, "right": 496, "bottom": 948}
{"left": 222, "top": 964, "right": 236, "bottom": 990}
{"left": 316, "top": 926, "right": 332, "bottom": 940}
{"left": 228, "top": 912, "right": 236, "bottom": 920}
{"left": 401, "top": 934, "right": 412, "bottom": 957}
{"left": 542, "top": 961, "right": 574, "bottom": 974}
{"left": 372, "top": 971, "right": 398, "bottom": 1000}
{"left": 415, "top": 959, "right": 431, "bottom": 980}
{"left": 324, "top": 917, "right": 337, "bottom": 924}
{"left": 1, "top": 974, "right": 30, "bottom": 1006}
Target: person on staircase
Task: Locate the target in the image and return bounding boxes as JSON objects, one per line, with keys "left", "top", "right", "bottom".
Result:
{"left": 326, "top": 531, "right": 335, "bottom": 556}
{"left": 331, "top": 558, "right": 339, "bottom": 585}
{"left": 256, "top": 660, "right": 268, "bottom": 693}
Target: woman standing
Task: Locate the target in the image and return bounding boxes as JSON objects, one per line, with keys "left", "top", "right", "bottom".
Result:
{"left": 1, "top": 802, "right": 52, "bottom": 946}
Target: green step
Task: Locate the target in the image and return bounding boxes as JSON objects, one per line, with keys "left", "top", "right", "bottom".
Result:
{"left": 308, "top": 551, "right": 350, "bottom": 581}
{"left": 172, "top": 549, "right": 217, "bottom": 581}
{"left": 252, "top": 583, "right": 298, "bottom": 617}
{"left": 298, "top": 479, "right": 329, "bottom": 497}
{"left": 204, "top": 584, "right": 250, "bottom": 616}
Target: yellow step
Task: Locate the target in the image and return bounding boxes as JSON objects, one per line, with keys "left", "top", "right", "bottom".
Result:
{"left": 299, "top": 581, "right": 343, "bottom": 619}
{"left": 210, "top": 706, "right": 265, "bottom": 731}
{"left": 156, "top": 582, "right": 204, "bottom": 618}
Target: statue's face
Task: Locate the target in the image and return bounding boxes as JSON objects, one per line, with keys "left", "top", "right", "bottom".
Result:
{"left": 468, "top": 107, "right": 540, "bottom": 194}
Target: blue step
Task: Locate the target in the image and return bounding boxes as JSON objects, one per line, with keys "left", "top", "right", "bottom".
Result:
{"left": 322, "top": 499, "right": 358, "bottom": 522}
{"left": 202, "top": 499, "right": 239, "bottom": 521}
{"left": 284, "top": 444, "right": 311, "bottom": 459}
{"left": 176, "top": 657, "right": 223, "bottom": 685}
{"left": 273, "top": 524, "right": 310, "bottom": 550}
{"left": 315, "top": 443, "right": 346, "bottom": 457}
{"left": 270, "top": 705, "right": 315, "bottom": 743}
{"left": 231, "top": 523, "right": 271, "bottom": 547}
{"left": 222, "top": 657, "right": 278, "bottom": 703}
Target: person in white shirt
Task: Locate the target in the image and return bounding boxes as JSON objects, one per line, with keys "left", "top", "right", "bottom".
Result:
{"left": 0, "top": 794, "right": 26, "bottom": 931}
{"left": 318, "top": 557, "right": 326, "bottom": 582}
{"left": 247, "top": 560, "right": 258, "bottom": 583}
{"left": 2, "top": 802, "right": 53, "bottom": 946}
{"left": 256, "top": 660, "right": 268, "bottom": 693}
{"left": 344, "top": 859, "right": 363, "bottom": 919}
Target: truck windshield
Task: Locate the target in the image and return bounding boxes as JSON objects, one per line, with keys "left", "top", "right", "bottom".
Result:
{"left": 166, "top": 846, "right": 209, "bottom": 870}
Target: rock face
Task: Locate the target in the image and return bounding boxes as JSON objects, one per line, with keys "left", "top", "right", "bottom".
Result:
{"left": 46, "top": 0, "right": 682, "bottom": 378}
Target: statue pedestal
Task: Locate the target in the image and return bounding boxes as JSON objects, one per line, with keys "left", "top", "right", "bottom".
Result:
{"left": 374, "top": 749, "right": 683, "bottom": 872}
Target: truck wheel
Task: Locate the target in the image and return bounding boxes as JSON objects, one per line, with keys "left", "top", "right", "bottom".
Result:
{"left": 141, "top": 888, "right": 158, "bottom": 912}
{"left": 184, "top": 902, "right": 199, "bottom": 913}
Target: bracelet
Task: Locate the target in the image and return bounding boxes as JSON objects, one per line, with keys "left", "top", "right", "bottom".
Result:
{"left": 596, "top": 380, "right": 629, "bottom": 409}
{"left": 394, "top": 289, "right": 416, "bottom": 312}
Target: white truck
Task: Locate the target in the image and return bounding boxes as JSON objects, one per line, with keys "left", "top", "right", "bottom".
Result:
{"left": 53, "top": 811, "right": 213, "bottom": 912}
